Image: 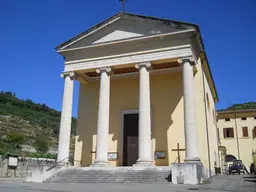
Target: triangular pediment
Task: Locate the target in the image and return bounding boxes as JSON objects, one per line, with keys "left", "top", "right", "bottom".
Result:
{"left": 57, "top": 13, "right": 197, "bottom": 50}
{"left": 93, "top": 29, "right": 144, "bottom": 44}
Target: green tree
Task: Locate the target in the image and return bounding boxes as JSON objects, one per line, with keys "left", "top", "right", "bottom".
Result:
{"left": 34, "top": 137, "right": 49, "bottom": 153}
{"left": 6, "top": 132, "right": 25, "bottom": 149}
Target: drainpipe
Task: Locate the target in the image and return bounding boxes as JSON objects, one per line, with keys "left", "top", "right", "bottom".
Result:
{"left": 201, "top": 57, "right": 212, "bottom": 177}
{"left": 234, "top": 113, "right": 240, "bottom": 159}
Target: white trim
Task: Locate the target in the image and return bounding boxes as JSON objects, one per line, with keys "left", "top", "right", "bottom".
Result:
{"left": 120, "top": 109, "right": 139, "bottom": 166}
{"left": 60, "top": 17, "right": 121, "bottom": 50}
{"left": 58, "top": 29, "right": 195, "bottom": 53}
{"left": 64, "top": 46, "right": 193, "bottom": 72}
{"left": 65, "top": 45, "right": 190, "bottom": 65}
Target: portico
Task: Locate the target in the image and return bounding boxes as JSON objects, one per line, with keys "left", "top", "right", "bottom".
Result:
{"left": 55, "top": 12, "right": 219, "bottom": 184}
{"left": 57, "top": 57, "right": 199, "bottom": 167}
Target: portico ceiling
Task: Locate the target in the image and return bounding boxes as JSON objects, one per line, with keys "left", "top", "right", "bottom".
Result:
{"left": 83, "top": 61, "right": 180, "bottom": 78}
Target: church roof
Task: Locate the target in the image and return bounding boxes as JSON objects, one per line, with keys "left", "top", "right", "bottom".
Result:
{"left": 56, "top": 12, "right": 204, "bottom": 50}
{"left": 56, "top": 12, "right": 218, "bottom": 102}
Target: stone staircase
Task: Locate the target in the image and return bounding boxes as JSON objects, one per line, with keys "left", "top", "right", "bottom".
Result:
{"left": 45, "top": 166, "right": 172, "bottom": 183}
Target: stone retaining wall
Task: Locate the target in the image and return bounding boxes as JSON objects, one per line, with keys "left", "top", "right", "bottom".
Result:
{"left": 0, "top": 155, "right": 56, "bottom": 178}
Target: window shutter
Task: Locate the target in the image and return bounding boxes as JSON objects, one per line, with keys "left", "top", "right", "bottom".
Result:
{"left": 223, "top": 128, "right": 227, "bottom": 138}
{"left": 253, "top": 127, "right": 256, "bottom": 139}
{"left": 242, "top": 127, "right": 248, "bottom": 137}
{"left": 231, "top": 128, "right": 234, "bottom": 137}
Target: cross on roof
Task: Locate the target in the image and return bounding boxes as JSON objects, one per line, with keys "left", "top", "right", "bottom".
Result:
{"left": 120, "top": 0, "right": 126, "bottom": 12}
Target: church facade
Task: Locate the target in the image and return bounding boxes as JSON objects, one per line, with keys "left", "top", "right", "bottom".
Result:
{"left": 56, "top": 13, "right": 219, "bottom": 175}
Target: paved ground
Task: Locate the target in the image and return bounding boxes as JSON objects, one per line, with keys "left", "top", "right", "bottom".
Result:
{"left": 0, "top": 175, "right": 255, "bottom": 192}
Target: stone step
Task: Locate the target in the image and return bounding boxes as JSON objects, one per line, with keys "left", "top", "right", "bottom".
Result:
{"left": 45, "top": 166, "right": 172, "bottom": 183}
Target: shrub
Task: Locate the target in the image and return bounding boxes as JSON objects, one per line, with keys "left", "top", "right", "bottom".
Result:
{"left": 34, "top": 137, "right": 49, "bottom": 153}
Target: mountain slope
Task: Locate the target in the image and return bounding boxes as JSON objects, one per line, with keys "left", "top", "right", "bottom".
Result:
{"left": 0, "top": 91, "right": 76, "bottom": 157}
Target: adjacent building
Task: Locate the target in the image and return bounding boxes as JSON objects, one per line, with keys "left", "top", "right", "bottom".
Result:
{"left": 217, "top": 109, "right": 256, "bottom": 168}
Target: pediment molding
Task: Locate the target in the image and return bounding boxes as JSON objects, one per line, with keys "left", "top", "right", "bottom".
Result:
{"left": 57, "top": 12, "right": 198, "bottom": 51}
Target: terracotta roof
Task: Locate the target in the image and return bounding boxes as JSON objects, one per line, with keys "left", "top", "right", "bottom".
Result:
{"left": 217, "top": 109, "right": 256, "bottom": 115}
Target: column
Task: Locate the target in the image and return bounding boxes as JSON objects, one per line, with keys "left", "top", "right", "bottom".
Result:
{"left": 135, "top": 62, "right": 153, "bottom": 166}
{"left": 93, "top": 67, "right": 111, "bottom": 166}
{"left": 178, "top": 58, "right": 200, "bottom": 162}
{"left": 57, "top": 72, "right": 75, "bottom": 163}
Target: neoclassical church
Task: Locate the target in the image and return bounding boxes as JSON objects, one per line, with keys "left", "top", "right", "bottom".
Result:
{"left": 55, "top": 12, "right": 219, "bottom": 183}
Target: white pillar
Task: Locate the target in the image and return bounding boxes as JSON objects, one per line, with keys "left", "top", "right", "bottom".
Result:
{"left": 135, "top": 62, "right": 153, "bottom": 166}
{"left": 57, "top": 72, "right": 75, "bottom": 163}
{"left": 178, "top": 58, "right": 200, "bottom": 162}
{"left": 93, "top": 67, "right": 111, "bottom": 166}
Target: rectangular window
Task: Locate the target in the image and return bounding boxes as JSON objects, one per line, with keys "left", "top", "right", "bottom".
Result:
{"left": 242, "top": 127, "right": 248, "bottom": 137}
{"left": 241, "top": 117, "right": 247, "bottom": 120}
{"left": 223, "top": 128, "right": 234, "bottom": 138}
{"left": 225, "top": 118, "right": 230, "bottom": 121}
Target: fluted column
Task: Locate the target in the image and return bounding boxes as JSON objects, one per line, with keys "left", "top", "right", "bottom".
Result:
{"left": 93, "top": 67, "right": 111, "bottom": 166}
{"left": 135, "top": 62, "right": 153, "bottom": 166}
{"left": 178, "top": 57, "right": 200, "bottom": 162}
{"left": 57, "top": 72, "right": 75, "bottom": 163}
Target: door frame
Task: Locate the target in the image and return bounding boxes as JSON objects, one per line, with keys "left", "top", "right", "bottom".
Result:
{"left": 120, "top": 109, "right": 139, "bottom": 166}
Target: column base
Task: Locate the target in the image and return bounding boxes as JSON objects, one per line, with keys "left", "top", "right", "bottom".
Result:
{"left": 184, "top": 157, "right": 201, "bottom": 163}
{"left": 171, "top": 163, "right": 203, "bottom": 185}
{"left": 90, "top": 161, "right": 109, "bottom": 167}
{"left": 133, "top": 160, "right": 154, "bottom": 167}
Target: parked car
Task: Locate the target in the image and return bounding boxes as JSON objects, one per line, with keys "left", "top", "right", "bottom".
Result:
{"left": 228, "top": 160, "right": 245, "bottom": 175}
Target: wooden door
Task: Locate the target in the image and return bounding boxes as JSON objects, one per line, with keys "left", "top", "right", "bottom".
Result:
{"left": 127, "top": 136, "right": 138, "bottom": 166}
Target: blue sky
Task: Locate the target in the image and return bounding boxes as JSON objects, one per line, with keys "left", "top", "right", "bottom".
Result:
{"left": 1, "top": 0, "right": 255, "bottom": 116}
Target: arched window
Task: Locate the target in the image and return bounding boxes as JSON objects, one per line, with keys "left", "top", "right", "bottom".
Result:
{"left": 225, "top": 154, "right": 237, "bottom": 162}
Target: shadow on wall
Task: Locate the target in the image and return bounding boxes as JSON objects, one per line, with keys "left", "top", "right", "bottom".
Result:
{"left": 76, "top": 83, "right": 99, "bottom": 167}
{"left": 151, "top": 72, "right": 183, "bottom": 166}
{"left": 76, "top": 72, "right": 183, "bottom": 167}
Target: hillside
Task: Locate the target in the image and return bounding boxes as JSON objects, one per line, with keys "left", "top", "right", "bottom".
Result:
{"left": 0, "top": 91, "right": 76, "bottom": 158}
{"left": 219, "top": 101, "right": 256, "bottom": 111}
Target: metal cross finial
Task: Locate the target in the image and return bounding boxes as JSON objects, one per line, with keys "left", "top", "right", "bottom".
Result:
{"left": 120, "top": 0, "right": 125, "bottom": 12}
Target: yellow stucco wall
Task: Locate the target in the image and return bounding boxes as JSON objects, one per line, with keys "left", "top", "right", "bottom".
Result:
{"left": 74, "top": 61, "right": 218, "bottom": 171}
{"left": 194, "top": 58, "right": 219, "bottom": 173}
{"left": 218, "top": 113, "right": 256, "bottom": 167}
{"left": 75, "top": 72, "right": 185, "bottom": 166}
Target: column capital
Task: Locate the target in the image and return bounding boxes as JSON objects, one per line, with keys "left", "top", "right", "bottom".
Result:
{"left": 61, "top": 71, "right": 76, "bottom": 79}
{"left": 96, "top": 67, "right": 111, "bottom": 75}
{"left": 135, "top": 61, "right": 152, "bottom": 70}
{"left": 178, "top": 57, "right": 195, "bottom": 65}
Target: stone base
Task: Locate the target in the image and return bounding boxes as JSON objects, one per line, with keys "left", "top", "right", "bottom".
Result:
{"left": 90, "top": 161, "right": 109, "bottom": 167}
{"left": 171, "top": 163, "right": 203, "bottom": 185}
{"left": 90, "top": 163, "right": 109, "bottom": 167}
{"left": 25, "top": 164, "right": 70, "bottom": 183}
{"left": 133, "top": 161, "right": 154, "bottom": 167}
